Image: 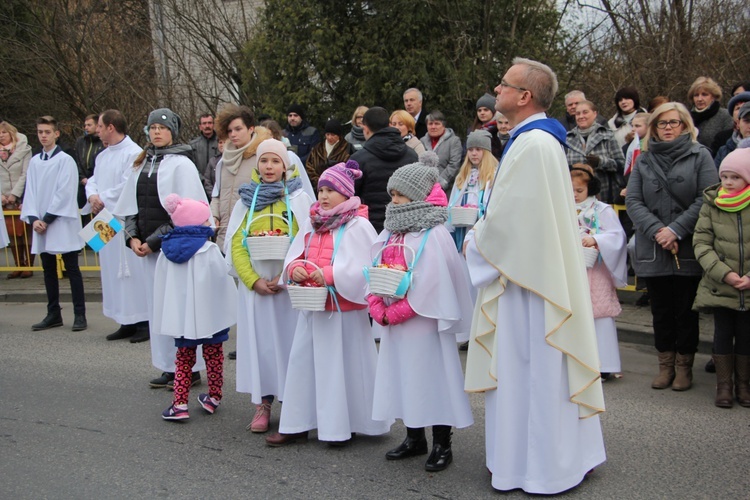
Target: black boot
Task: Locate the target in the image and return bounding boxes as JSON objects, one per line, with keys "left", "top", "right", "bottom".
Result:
{"left": 72, "top": 314, "right": 87, "bottom": 332}
{"left": 32, "top": 310, "right": 64, "bottom": 331}
{"left": 130, "top": 321, "right": 150, "bottom": 343}
{"left": 385, "top": 427, "right": 427, "bottom": 460}
{"left": 425, "top": 425, "right": 452, "bottom": 472}
{"left": 106, "top": 324, "right": 137, "bottom": 341}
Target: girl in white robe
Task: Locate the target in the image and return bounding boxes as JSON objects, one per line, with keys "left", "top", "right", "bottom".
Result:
{"left": 571, "top": 164, "right": 628, "bottom": 376}
{"left": 368, "top": 153, "right": 474, "bottom": 473}
{"left": 266, "top": 160, "right": 391, "bottom": 446}
{"left": 154, "top": 194, "right": 237, "bottom": 421}
{"left": 225, "top": 139, "right": 313, "bottom": 433}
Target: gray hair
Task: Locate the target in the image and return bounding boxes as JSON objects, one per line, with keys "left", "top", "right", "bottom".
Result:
{"left": 512, "top": 57, "right": 558, "bottom": 110}
{"left": 565, "top": 90, "right": 586, "bottom": 101}
{"left": 403, "top": 88, "right": 423, "bottom": 102}
{"left": 425, "top": 110, "right": 446, "bottom": 125}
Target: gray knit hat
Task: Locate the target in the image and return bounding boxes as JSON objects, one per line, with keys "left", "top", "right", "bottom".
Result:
{"left": 466, "top": 130, "right": 492, "bottom": 152}
{"left": 476, "top": 93, "right": 496, "bottom": 110}
{"left": 147, "top": 108, "right": 182, "bottom": 139}
{"left": 387, "top": 151, "right": 440, "bottom": 202}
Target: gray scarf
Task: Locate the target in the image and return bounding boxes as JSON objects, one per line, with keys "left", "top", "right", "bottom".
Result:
{"left": 384, "top": 201, "right": 448, "bottom": 234}
{"left": 647, "top": 134, "right": 694, "bottom": 173}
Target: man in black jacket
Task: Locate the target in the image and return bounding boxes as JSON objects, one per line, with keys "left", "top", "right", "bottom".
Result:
{"left": 352, "top": 107, "right": 418, "bottom": 233}
{"left": 75, "top": 114, "right": 104, "bottom": 208}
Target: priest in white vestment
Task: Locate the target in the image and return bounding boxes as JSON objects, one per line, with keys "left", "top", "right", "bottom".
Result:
{"left": 464, "top": 58, "right": 606, "bottom": 495}
{"left": 83, "top": 110, "right": 150, "bottom": 341}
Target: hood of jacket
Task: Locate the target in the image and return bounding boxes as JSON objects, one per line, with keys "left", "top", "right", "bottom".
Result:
{"left": 160, "top": 225, "right": 214, "bottom": 263}
{"left": 362, "top": 127, "right": 411, "bottom": 161}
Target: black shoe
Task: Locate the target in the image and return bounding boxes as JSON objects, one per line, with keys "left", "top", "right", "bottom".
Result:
{"left": 386, "top": 427, "right": 428, "bottom": 460}
{"left": 106, "top": 324, "right": 137, "bottom": 341}
{"left": 72, "top": 314, "right": 87, "bottom": 331}
{"left": 149, "top": 372, "right": 175, "bottom": 388}
{"left": 228, "top": 350, "right": 237, "bottom": 360}
{"left": 705, "top": 358, "right": 716, "bottom": 373}
{"left": 32, "top": 311, "right": 63, "bottom": 331}
{"left": 635, "top": 292, "right": 650, "bottom": 306}
{"left": 129, "top": 325, "right": 150, "bottom": 343}
{"left": 425, "top": 426, "right": 453, "bottom": 472}
{"left": 166, "top": 372, "right": 201, "bottom": 391}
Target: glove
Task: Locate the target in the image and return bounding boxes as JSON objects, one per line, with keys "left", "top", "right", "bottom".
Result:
{"left": 384, "top": 297, "right": 417, "bottom": 326}
{"left": 366, "top": 294, "right": 387, "bottom": 326}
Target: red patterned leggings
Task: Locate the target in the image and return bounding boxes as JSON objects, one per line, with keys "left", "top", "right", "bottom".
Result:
{"left": 173, "top": 344, "right": 224, "bottom": 405}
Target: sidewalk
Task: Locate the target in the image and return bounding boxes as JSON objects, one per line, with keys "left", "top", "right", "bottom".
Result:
{"left": 0, "top": 272, "right": 714, "bottom": 353}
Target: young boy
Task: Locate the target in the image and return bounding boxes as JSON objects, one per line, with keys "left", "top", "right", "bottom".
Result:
{"left": 21, "top": 116, "right": 87, "bottom": 331}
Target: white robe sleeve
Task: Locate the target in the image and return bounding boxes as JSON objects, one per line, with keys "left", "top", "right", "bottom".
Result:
{"left": 591, "top": 202, "right": 628, "bottom": 287}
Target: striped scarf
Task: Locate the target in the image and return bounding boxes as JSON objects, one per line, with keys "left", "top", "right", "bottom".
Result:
{"left": 715, "top": 185, "right": 750, "bottom": 212}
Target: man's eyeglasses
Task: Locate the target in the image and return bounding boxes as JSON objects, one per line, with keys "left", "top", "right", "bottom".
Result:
{"left": 655, "top": 120, "right": 682, "bottom": 129}
{"left": 500, "top": 80, "right": 529, "bottom": 93}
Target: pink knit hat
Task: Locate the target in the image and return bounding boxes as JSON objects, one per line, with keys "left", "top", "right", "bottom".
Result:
{"left": 256, "top": 139, "right": 290, "bottom": 171}
{"left": 318, "top": 160, "right": 362, "bottom": 198}
{"left": 164, "top": 193, "right": 210, "bottom": 227}
{"left": 719, "top": 145, "right": 750, "bottom": 185}
{"left": 425, "top": 182, "right": 448, "bottom": 206}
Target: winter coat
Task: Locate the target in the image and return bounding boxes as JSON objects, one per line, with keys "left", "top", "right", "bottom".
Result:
{"left": 74, "top": 134, "right": 104, "bottom": 179}
{"left": 693, "top": 183, "right": 750, "bottom": 311}
{"left": 0, "top": 132, "right": 32, "bottom": 201}
{"left": 305, "top": 139, "right": 351, "bottom": 189}
{"left": 713, "top": 133, "right": 739, "bottom": 169}
{"left": 691, "top": 103, "right": 733, "bottom": 154}
{"left": 352, "top": 127, "right": 418, "bottom": 233}
{"left": 625, "top": 141, "right": 718, "bottom": 277}
{"left": 284, "top": 120, "right": 322, "bottom": 165}
{"left": 420, "top": 128, "right": 463, "bottom": 191}
{"left": 566, "top": 123, "right": 626, "bottom": 204}
{"left": 189, "top": 132, "right": 219, "bottom": 176}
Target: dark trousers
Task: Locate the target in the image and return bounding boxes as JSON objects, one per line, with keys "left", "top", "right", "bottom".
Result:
{"left": 713, "top": 308, "right": 750, "bottom": 355}
{"left": 40, "top": 252, "right": 85, "bottom": 316}
{"left": 645, "top": 275, "right": 700, "bottom": 354}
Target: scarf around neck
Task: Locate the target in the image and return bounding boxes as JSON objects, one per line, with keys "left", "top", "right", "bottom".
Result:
{"left": 310, "top": 196, "right": 361, "bottom": 232}
{"left": 575, "top": 196, "right": 599, "bottom": 235}
{"left": 238, "top": 177, "right": 301, "bottom": 212}
{"left": 221, "top": 139, "right": 254, "bottom": 175}
{"left": 647, "top": 133, "right": 694, "bottom": 171}
{"left": 384, "top": 201, "right": 448, "bottom": 234}
{"left": 715, "top": 185, "right": 750, "bottom": 212}
{"left": 691, "top": 100, "right": 720, "bottom": 126}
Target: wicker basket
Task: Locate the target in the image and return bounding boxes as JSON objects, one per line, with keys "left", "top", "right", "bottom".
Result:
{"left": 365, "top": 244, "right": 416, "bottom": 299}
{"left": 244, "top": 214, "right": 291, "bottom": 261}
{"left": 285, "top": 260, "right": 329, "bottom": 311}
{"left": 450, "top": 206, "right": 478, "bottom": 227}
{"left": 582, "top": 246, "right": 599, "bottom": 268}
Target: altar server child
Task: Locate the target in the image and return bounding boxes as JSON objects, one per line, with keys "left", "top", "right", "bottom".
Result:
{"left": 20, "top": 116, "right": 87, "bottom": 332}
{"left": 570, "top": 164, "right": 627, "bottom": 379}
{"left": 155, "top": 194, "right": 237, "bottom": 421}
{"left": 447, "top": 129, "right": 497, "bottom": 251}
{"left": 368, "top": 152, "right": 474, "bottom": 472}
{"left": 693, "top": 145, "right": 750, "bottom": 408}
{"left": 225, "top": 139, "right": 314, "bottom": 432}
{"left": 266, "top": 160, "right": 392, "bottom": 446}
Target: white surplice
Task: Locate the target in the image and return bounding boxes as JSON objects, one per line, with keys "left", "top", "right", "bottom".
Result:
{"left": 83, "top": 137, "right": 149, "bottom": 324}
{"left": 20, "top": 149, "right": 83, "bottom": 254}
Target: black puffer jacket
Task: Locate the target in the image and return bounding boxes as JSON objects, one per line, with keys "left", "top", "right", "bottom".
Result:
{"left": 352, "top": 127, "right": 418, "bottom": 233}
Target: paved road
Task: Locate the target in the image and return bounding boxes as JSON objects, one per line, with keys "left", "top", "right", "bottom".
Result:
{"left": 1, "top": 302, "right": 748, "bottom": 499}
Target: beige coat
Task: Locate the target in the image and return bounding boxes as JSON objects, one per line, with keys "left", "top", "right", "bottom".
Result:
{"left": 210, "top": 127, "right": 272, "bottom": 249}
{"left": 0, "top": 132, "right": 32, "bottom": 201}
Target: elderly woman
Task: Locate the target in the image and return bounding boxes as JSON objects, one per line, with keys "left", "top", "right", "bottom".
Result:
{"left": 389, "top": 110, "right": 426, "bottom": 155}
{"left": 688, "top": 77, "right": 734, "bottom": 154}
{"left": 0, "top": 121, "right": 33, "bottom": 278}
{"left": 626, "top": 102, "right": 718, "bottom": 392}
{"left": 345, "top": 106, "right": 368, "bottom": 153}
{"left": 305, "top": 119, "right": 350, "bottom": 190}
{"left": 566, "top": 100, "right": 626, "bottom": 204}
{"left": 419, "top": 110, "right": 462, "bottom": 192}
{"left": 608, "top": 87, "right": 648, "bottom": 148}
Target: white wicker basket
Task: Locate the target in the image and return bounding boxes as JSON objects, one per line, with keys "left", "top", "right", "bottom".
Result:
{"left": 244, "top": 214, "right": 291, "bottom": 261}
{"left": 284, "top": 260, "right": 329, "bottom": 311}
{"left": 366, "top": 244, "right": 415, "bottom": 299}
{"left": 450, "top": 206, "right": 478, "bottom": 227}
{"left": 582, "top": 246, "right": 599, "bottom": 268}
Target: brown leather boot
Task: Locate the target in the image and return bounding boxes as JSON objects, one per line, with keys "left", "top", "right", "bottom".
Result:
{"left": 735, "top": 355, "right": 750, "bottom": 407}
{"left": 651, "top": 351, "right": 675, "bottom": 389}
{"left": 672, "top": 353, "right": 695, "bottom": 391}
{"left": 713, "top": 354, "right": 734, "bottom": 408}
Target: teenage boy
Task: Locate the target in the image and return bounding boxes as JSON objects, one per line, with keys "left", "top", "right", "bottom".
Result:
{"left": 21, "top": 116, "right": 87, "bottom": 331}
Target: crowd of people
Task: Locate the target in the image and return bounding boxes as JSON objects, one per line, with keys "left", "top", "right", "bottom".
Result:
{"left": 2, "top": 60, "right": 750, "bottom": 495}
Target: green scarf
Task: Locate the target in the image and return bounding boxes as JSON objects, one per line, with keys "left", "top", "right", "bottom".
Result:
{"left": 715, "top": 185, "right": 750, "bottom": 212}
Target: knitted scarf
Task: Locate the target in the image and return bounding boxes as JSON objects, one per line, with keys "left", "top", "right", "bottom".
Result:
{"left": 575, "top": 196, "right": 599, "bottom": 235}
{"left": 647, "top": 134, "right": 694, "bottom": 173}
{"left": 238, "top": 177, "right": 302, "bottom": 212}
{"left": 221, "top": 139, "right": 254, "bottom": 175}
{"left": 310, "top": 196, "right": 361, "bottom": 232}
{"left": 715, "top": 185, "right": 750, "bottom": 212}
{"left": 384, "top": 201, "right": 448, "bottom": 234}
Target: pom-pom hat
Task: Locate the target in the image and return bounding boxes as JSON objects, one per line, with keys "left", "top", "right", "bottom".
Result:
{"left": 164, "top": 193, "right": 210, "bottom": 227}
{"left": 318, "top": 160, "right": 362, "bottom": 198}
{"left": 387, "top": 151, "right": 441, "bottom": 202}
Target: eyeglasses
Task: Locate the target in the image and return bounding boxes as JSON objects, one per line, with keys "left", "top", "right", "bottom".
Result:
{"left": 656, "top": 119, "right": 682, "bottom": 129}
{"left": 500, "top": 80, "right": 529, "bottom": 93}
